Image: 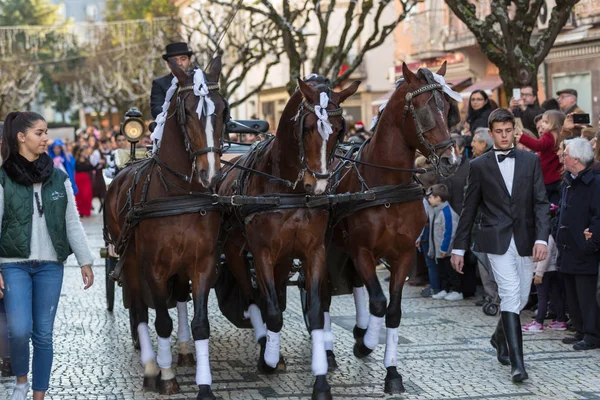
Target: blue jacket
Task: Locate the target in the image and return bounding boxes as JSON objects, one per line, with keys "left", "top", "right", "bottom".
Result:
{"left": 556, "top": 167, "right": 600, "bottom": 275}
{"left": 48, "top": 139, "right": 78, "bottom": 195}
{"left": 428, "top": 201, "right": 459, "bottom": 259}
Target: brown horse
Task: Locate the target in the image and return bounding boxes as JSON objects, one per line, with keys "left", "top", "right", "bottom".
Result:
{"left": 218, "top": 76, "right": 359, "bottom": 400}
{"left": 328, "top": 63, "right": 461, "bottom": 394}
{"left": 104, "top": 58, "right": 226, "bottom": 400}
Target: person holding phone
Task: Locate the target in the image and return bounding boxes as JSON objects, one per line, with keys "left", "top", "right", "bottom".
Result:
{"left": 557, "top": 89, "right": 586, "bottom": 138}
{"left": 510, "top": 86, "right": 545, "bottom": 136}
{"left": 514, "top": 110, "right": 564, "bottom": 205}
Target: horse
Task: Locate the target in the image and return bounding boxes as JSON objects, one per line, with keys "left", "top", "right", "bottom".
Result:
{"left": 217, "top": 75, "right": 359, "bottom": 400}
{"left": 104, "top": 57, "right": 227, "bottom": 400}
{"left": 326, "top": 62, "right": 462, "bottom": 394}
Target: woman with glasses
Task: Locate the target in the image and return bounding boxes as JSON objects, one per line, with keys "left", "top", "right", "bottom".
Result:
{"left": 466, "top": 90, "right": 495, "bottom": 133}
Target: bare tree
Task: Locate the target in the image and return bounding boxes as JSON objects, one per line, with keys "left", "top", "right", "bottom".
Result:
{"left": 182, "top": 4, "right": 284, "bottom": 108}
{"left": 210, "top": 0, "right": 417, "bottom": 94}
{"left": 445, "top": 0, "right": 580, "bottom": 98}
{"left": 0, "top": 61, "right": 41, "bottom": 119}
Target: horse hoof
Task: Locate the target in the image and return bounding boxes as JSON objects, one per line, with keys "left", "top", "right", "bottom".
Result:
{"left": 257, "top": 336, "right": 284, "bottom": 374}
{"left": 353, "top": 326, "right": 367, "bottom": 342}
{"left": 158, "top": 376, "right": 180, "bottom": 395}
{"left": 177, "top": 353, "right": 195, "bottom": 367}
{"left": 326, "top": 350, "right": 338, "bottom": 371}
{"left": 353, "top": 342, "right": 373, "bottom": 359}
{"left": 384, "top": 366, "right": 405, "bottom": 394}
{"left": 143, "top": 375, "right": 158, "bottom": 392}
{"left": 197, "top": 384, "right": 217, "bottom": 399}
{"left": 312, "top": 375, "right": 332, "bottom": 400}
{"left": 276, "top": 356, "right": 287, "bottom": 372}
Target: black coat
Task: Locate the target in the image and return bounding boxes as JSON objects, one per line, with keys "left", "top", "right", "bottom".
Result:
{"left": 512, "top": 104, "right": 545, "bottom": 136}
{"left": 467, "top": 108, "right": 492, "bottom": 132}
{"left": 441, "top": 155, "right": 470, "bottom": 215}
{"left": 150, "top": 74, "right": 173, "bottom": 119}
{"left": 454, "top": 149, "right": 550, "bottom": 256}
{"left": 556, "top": 168, "right": 600, "bottom": 275}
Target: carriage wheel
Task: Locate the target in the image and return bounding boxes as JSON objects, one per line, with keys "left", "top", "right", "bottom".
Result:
{"left": 129, "top": 308, "right": 140, "bottom": 350}
{"left": 297, "top": 269, "right": 311, "bottom": 334}
{"left": 483, "top": 302, "right": 499, "bottom": 316}
{"left": 105, "top": 257, "right": 116, "bottom": 312}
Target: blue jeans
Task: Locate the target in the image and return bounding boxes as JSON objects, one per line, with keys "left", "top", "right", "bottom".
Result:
{"left": 0, "top": 299, "right": 9, "bottom": 358}
{"left": 2, "top": 261, "right": 64, "bottom": 391}
{"left": 421, "top": 241, "right": 440, "bottom": 291}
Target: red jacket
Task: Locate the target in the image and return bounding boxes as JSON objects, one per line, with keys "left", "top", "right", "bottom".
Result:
{"left": 518, "top": 131, "right": 562, "bottom": 184}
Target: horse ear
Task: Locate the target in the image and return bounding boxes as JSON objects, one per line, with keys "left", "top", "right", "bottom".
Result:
{"left": 402, "top": 62, "right": 417, "bottom": 84}
{"left": 335, "top": 80, "right": 361, "bottom": 104}
{"left": 169, "top": 59, "right": 187, "bottom": 85}
{"left": 436, "top": 61, "right": 447, "bottom": 77}
{"left": 206, "top": 55, "right": 222, "bottom": 82}
{"left": 297, "top": 78, "right": 318, "bottom": 103}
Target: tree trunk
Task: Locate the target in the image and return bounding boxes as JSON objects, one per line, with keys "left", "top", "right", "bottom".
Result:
{"left": 497, "top": 60, "right": 538, "bottom": 104}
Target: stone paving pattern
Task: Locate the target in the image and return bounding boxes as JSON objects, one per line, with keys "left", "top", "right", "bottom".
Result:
{"left": 1, "top": 215, "right": 599, "bottom": 399}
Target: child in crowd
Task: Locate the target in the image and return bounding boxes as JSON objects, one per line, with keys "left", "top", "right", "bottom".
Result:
{"left": 515, "top": 110, "right": 564, "bottom": 205}
{"left": 427, "top": 184, "right": 462, "bottom": 301}
{"left": 522, "top": 233, "right": 567, "bottom": 333}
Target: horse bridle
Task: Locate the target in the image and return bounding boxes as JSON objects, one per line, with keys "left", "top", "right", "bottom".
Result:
{"left": 295, "top": 98, "right": 346, "bottom": 180}
{"left": 402, "top": 82, "right": 455, "bottom": 172}
{"left": 174, "top": 83, "right": 224, "bottom": 160}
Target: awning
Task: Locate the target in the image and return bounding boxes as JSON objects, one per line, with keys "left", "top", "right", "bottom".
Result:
{"left": 461, "top": 75, "right": 503, "bottom": 97}
{"left": 446, "top": 77, "right": 472, "bottom": 89}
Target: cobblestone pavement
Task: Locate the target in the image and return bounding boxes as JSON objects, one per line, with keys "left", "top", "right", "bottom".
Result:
{"left": 1, "top": 214, "right": 599, "bottom": 400}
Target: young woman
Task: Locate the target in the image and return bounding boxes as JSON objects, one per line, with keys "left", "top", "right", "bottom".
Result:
{"left": 515, "top": 110, "right": 564, "bottom": 204}
{"left": 0, "top": 111, "right": 94, "bottom": 400}
{"left": 73, "top": 145, "right": 94, "bottom": 217}
{"left": 465, "top": 90, "right": 494, "bottom": 133}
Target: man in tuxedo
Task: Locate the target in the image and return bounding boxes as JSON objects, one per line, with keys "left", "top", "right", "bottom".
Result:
{"left": 150, "top": 42, "right": 194, "bottom": 119}
{"left": 451, "top": 108, "right": 550, "bottom": 383}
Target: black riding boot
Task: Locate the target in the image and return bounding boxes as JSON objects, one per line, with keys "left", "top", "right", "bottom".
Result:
{"left": 490, "top": 318, "right": 510, "bottom": 366}
{"left": 501, "top": 311, "right": 528, "bottom": 382}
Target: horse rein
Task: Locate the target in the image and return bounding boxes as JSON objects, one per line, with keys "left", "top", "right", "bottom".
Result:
{"left": 401, "top": 82, "right": 455, "bottom": 172}
{"left": 296, "top": 99, "right": 346, "bottom": 180}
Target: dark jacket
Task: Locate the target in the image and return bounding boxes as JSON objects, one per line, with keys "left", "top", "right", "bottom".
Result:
{"left": 512, "top": 104, "right": 545, "bottom": 136}
{"left": 454, "top": 149, "right": 550, "bottom": 256}
{"left": 150, "top": 74, "right": 174, "bottom": 119}
{"left": 467, "top": 108, "right": 492, "bottom": 132}
{"left": 556, "top": 168, "right": 600, "bottom": 275}
{"left": 441, "top": 155, "right": 470, "bottom": 215}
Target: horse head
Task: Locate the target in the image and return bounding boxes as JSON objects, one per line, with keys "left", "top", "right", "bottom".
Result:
{"left": 399, "top": 62, "right": 461, "bottom": 177}
{"left": 169, "top": 56, "right": 227, "bottom": 189}
{"left": 295, "top": 77, "right": 360, "bottom": 194}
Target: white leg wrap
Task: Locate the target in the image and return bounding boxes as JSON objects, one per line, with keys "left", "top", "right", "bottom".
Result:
{"left": 244, "top": 304, "right": 267, "bottom": 342}
{"left": 363, "top": 315, "right": 384, "bottom": 350}
{"left": 160, "top": 367, "right": 175, "bottom": 380}
{"left": 323, "top": 312, "right": 334, "bottom": 351}
{"left": 353, "top": 287, "right": 369, "bottom": 329}
{"left": 384, "top": 328, "right": 399, "bottom": 368}
{"left": 143, "top": 360, "right": 159, "bottom": 377}
{"left": 311, "top": 329, "right": 328, "bottom": 376}
{"left": 138, "top": 322, "right": 156, "bottom": 366}
{"left": 177, "top": 302, "right": 191, "bottom": 343}
{"left": 264, "top": 330, "right": 280, "bottom": 368}
{"left": 195, "top": 339, "right": 212, "bottom": 386}
{"left": 157, "top": 336, "right": 172, "bottom": 370}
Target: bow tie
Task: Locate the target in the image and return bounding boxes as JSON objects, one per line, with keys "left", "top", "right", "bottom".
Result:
{"left": 497, "top": 149, "right": 516, "bottom": 163}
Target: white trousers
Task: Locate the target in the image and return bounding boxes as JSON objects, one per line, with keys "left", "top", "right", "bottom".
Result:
{"left": 487, "top": 237, "right": 534, "bottom": 314}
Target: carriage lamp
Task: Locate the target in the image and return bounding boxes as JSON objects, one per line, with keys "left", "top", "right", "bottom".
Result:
{"left": 121, "top": 108, "right": 145, "bottom": 143}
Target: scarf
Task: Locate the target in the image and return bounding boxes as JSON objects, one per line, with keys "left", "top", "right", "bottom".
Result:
{"left": 3, "top": 153, "right": 54, "bottom": 186}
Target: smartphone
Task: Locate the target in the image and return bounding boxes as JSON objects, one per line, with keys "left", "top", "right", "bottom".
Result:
{"left": 573, "top": 113, "right": 591, "bottom": 125}
{"left": 513, "top": 88, "right": 521, "bottom": 100}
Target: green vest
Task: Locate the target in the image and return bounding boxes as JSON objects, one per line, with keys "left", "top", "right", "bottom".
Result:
{"left": 0, "top": 168, "right": 72, "bottom": 262}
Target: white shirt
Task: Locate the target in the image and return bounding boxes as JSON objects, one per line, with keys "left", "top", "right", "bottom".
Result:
{"left": 452, "top": 149, "right": 546, "bottom": 257}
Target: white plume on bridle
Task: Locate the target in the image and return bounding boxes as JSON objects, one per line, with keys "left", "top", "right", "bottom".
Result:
{"left": 151, "top": 69, "right": 216, "bottom": 153}
{"left": 431, "top": 73, "right": 463, "bottom": 103}
{"left": 313, "top": 92, "right": 333, "bottom": 141}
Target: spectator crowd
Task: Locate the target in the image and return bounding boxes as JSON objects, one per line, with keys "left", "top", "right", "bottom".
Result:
{"left": 409, "top": 85, "right": 600, "bottom": 352}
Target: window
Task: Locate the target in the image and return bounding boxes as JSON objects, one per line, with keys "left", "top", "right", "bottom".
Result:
{"left": 552, "top": 72, "right": 592, "bottom": 114}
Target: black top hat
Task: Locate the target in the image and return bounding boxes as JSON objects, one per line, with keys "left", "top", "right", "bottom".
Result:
{"left": 162, "top": 42, "right": 193, "bottom": 61}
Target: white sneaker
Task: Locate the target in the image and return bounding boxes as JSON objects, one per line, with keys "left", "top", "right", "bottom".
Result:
{"left": 431, "top": 290, "right": 448, "bottom": 300}
{"left": 444, "top": 291, "right": 464, "bottom": 301}
{"left": 11, "top": 382, "right": 29, "bottom": 400}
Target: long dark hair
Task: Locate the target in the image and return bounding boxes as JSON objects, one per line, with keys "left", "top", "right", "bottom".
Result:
{"left": 467, "top": 90, "right": 491, "bottom": 119}
{"left": 1, "top": 111, "right": 46, "bottom": 162}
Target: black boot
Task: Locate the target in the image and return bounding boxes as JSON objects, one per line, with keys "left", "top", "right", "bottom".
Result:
{"left": 490, "top": 318, "right": 510, "bottom": 366}
{"left": 501, "top": 311, "right": 528, "bottom": 383}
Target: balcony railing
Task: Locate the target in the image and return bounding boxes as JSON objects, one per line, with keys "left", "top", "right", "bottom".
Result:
{"left": 445, "top": 0, "right": 492, "bottom": 50}
{"left": 406, "top": 9, "right": 448, "bottom": 58}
